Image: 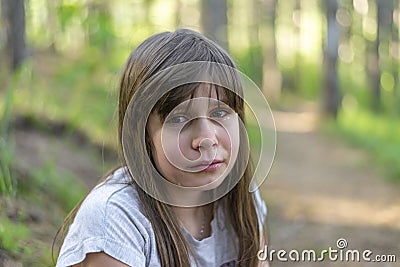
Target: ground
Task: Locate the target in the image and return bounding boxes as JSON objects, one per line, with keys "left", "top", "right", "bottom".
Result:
{"left": 1, "top": 117, "right": 118, "bottom": 267}
{"left": 2, "top": 108, "right": 400, "bottom": 266}
{"left": 264, "top": 109, "right": 400, "bottom": 267}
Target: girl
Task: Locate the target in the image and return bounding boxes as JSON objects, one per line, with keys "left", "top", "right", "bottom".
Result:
{"left": 55, "top": 29, "right": 269, "bottom": 267}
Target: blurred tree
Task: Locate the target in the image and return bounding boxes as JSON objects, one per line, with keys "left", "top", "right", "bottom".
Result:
{"left": 248, "top": 0, "right": 263, "bottom": 87}
{"left": 46, "top": 0, "right": 61, "bottom": 52}
{"left": 174, "top": 0, "right": 182, "bottom": 28}
{"left": 1, "top": 0, "right": 27, "bottom": 71}
{"left": 201, "top": 0, "right": 228, "bottom": 50}
{"left": 144, "top": 0, "right": 155, "bottom": 29}
{"left": 371, "top": 0, "right": 393, "bottom": 110}
{"left": 365, "top": 0, "right": 379, "bottom": 108}
{"left": 393, "top": 0, "right": 400, "bottom": 109}
{"left": 338, "top": 0, "right": 353, "bottom": 40}
{"left": 85, "top": 2, "right": 115, "bottom": 51}
{"left": 293, "top": 0, "right": 301, "bottom": 93}
{"left": 259, "top": 0, "right": 281, "bottom": 99}
{"left": 323, "top": 0, "right": 341, "bottom": 118}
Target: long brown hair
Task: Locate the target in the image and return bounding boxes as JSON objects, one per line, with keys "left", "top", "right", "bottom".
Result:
{"left": 55, "top": 29, "right": 264, "bottom": 266}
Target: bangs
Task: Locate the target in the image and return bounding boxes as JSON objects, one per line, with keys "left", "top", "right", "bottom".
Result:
{"left": 153, "top": 83, "right": 241, "bottom": 121}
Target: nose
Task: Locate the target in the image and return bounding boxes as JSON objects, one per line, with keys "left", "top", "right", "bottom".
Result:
{"left": 191, "top": 118, "right": 218, "bottom": 150}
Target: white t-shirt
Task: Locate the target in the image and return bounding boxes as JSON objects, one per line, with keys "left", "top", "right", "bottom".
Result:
{"left": 56, "top": 167, "right": 267, "bottom": 267}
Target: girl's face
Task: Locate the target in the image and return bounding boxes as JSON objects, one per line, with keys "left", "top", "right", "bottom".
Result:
{"left": 147, "top": 85, "right": 239, "bottom": 189}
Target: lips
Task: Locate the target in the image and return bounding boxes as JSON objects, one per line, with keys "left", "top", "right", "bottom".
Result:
{"left": 192, "top": 160, "right": 225, "bottom": 172}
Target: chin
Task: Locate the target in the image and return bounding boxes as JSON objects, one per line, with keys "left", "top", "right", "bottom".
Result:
{"left": 192, "top": 169, "right": 229, "bottom": 191}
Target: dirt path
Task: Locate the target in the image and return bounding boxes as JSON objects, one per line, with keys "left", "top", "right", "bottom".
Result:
{"left": 262, "top": 110, "right": 400, "bottom": 267}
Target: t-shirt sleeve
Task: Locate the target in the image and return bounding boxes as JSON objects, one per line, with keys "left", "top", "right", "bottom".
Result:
{"left": 56, "top": 185, "right": 149, "bottom": 267}
{"left": 253, "top": 189, "right": 268, "bottom": 232}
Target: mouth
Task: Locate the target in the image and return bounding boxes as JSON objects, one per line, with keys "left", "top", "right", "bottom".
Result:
{"left": 193, "top": 160, "right": 225, "bottom": 172}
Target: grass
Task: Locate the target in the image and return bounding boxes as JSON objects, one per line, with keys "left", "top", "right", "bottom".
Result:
{"left": 3, "top": 49, "right": 121, "bottom": 150}
{"left": 0, "top": 76, "right": 18, "bottom": 196}
{"left": 0, "top": 136, "right": 14, "bottom": 196}
{"left": 29, "top": 161, "right": 87, "bottom": 212}
{"left": 326, "top": 107, "right": 400, "bottom": 182}
{"left": 0, "top": 159, "right": 88, "bottom": 265}
{"left": 0, "top": 158, "right": 87, "bottom": 265}
{"left": 0, "top": 52, "right": 100, "bottom": 265}
{"left": 0, "top": 214, "right": 31, "bottom": 254}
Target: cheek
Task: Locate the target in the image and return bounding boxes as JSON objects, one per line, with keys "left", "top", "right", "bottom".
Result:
{"left": 153, "top": 129, "right": 193, "bottom": 176}
{"left": 161, "top": 129, "right": 193, "bottom": 166}
{"left": 219, "top": 117, "right": 240, "bottom": 156}
{"left": 151, "top": 132, "right": 171, "bottom": 172}
{"left": 176, "top": 131, "right": 196, "bottom": 158}
{"left": 217, "top": 128, "right": 232, "bottom": 151}
{"left": 152, "top": 139, "right": 176, "bottom": 179}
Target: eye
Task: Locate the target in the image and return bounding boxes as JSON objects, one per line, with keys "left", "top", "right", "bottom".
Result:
{"left": 210, "top": 108, "right": 229, "bottom": 118}
{"left": 166, "top": 114, "right": 188, "bottom": 124}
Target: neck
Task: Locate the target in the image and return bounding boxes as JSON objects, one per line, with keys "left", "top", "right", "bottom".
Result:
{"left": 172, "top": 203, "right": 214, "bottom": 240}
{"left": 172, "top": 203, "right": 213, "bottom": 218}
{"left": 166, "top": 185, "right": 211, "bottom": 207}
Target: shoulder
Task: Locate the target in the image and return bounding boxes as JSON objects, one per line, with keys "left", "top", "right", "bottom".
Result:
{"left": 74, "top": 168, "right": 145, "bottom": 230}
{"left": 57, "top": 168, "right": 154, "bottom": 267}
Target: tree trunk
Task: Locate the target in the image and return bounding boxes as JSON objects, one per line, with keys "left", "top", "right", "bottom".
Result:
{"left": 294, "top": 0, "right": 302, "bottom": 93}
{"left": 174, "top": 0, "right": 182, "bottom": 28}
{"left": 260, "top": 0, "right": 281, "bottom": 99}
{"left": 365, "top": 0, "right": 379, "bottom": 111}
{"left": 46, "top": 0, "right": 59, "bottom": 52}
{"left": 248, "top": 0, "right": 263, "bottom": 87}
{"left": 393, "top": 0, "right": 400, "bottom": 111}
{"left": 200, "top": 0, "right": 228, "bottom": 50}
{"left": 371, "top": 0, "right": 393, "bottom": 110}
{"left": 1, "top": 0, "right": 27, "bottom": 71}
{"left": 144, "top": 0, "right": 155, "bottom": 28}
{"left": 323, "top": 0, "right": 341, "bottom": 118}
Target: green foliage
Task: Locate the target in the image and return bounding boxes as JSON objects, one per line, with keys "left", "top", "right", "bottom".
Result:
{"left": 0, "top": 79, "right": 17, "bottom": 196}
{"left": 338, "top": 62, "right": 371, "bottom": 108}
{"left": 29, "top": 161, "right": 86, "bottom": 212}
{"left": 246, "top": 122, "right": 262, "bottom": 150}
{"left": 279, "top": 59, "right": 323, "bottom": 99}
{"left": 297, "top": 61, "right": 323, "bottom": 99}
{"left": 10, "top": 52, "right": 119, "bottom": 148}
{"left": 0, "top": 139, "right": 14, "bottom": 196}
{"left": 57, "top": 2, "right": 84, "bottom": 32}
{"left": 0, "top": 215, "right": 31, "bottom": 254}
{"left": 234, "top": 45, "right": 264, "bottom": 88}
{"left": 334, "top": 61, "right": 400, "bottom": 182}
{"left": 328, "top": 108, "right": 400, "bottom": 182}
{"left": 51, "top": 54, "right": 118, "bottom": 145}
{"left": 83, "top": 5, "right": 116, "bottom": 49}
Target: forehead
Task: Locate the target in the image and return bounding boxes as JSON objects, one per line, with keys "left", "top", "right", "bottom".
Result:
{"left": 190, "top": 84, "right": 227, "bottom": 99}
{"left": 153, "top": 82, "right": 234, "bottom": 120}
{"left": 171, "top": 84, "right": 229, "bottom": 113}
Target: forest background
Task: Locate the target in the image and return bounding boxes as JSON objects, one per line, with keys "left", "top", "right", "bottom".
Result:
{"left": 0, "top": 0, "right": 399, "bottom": 266}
